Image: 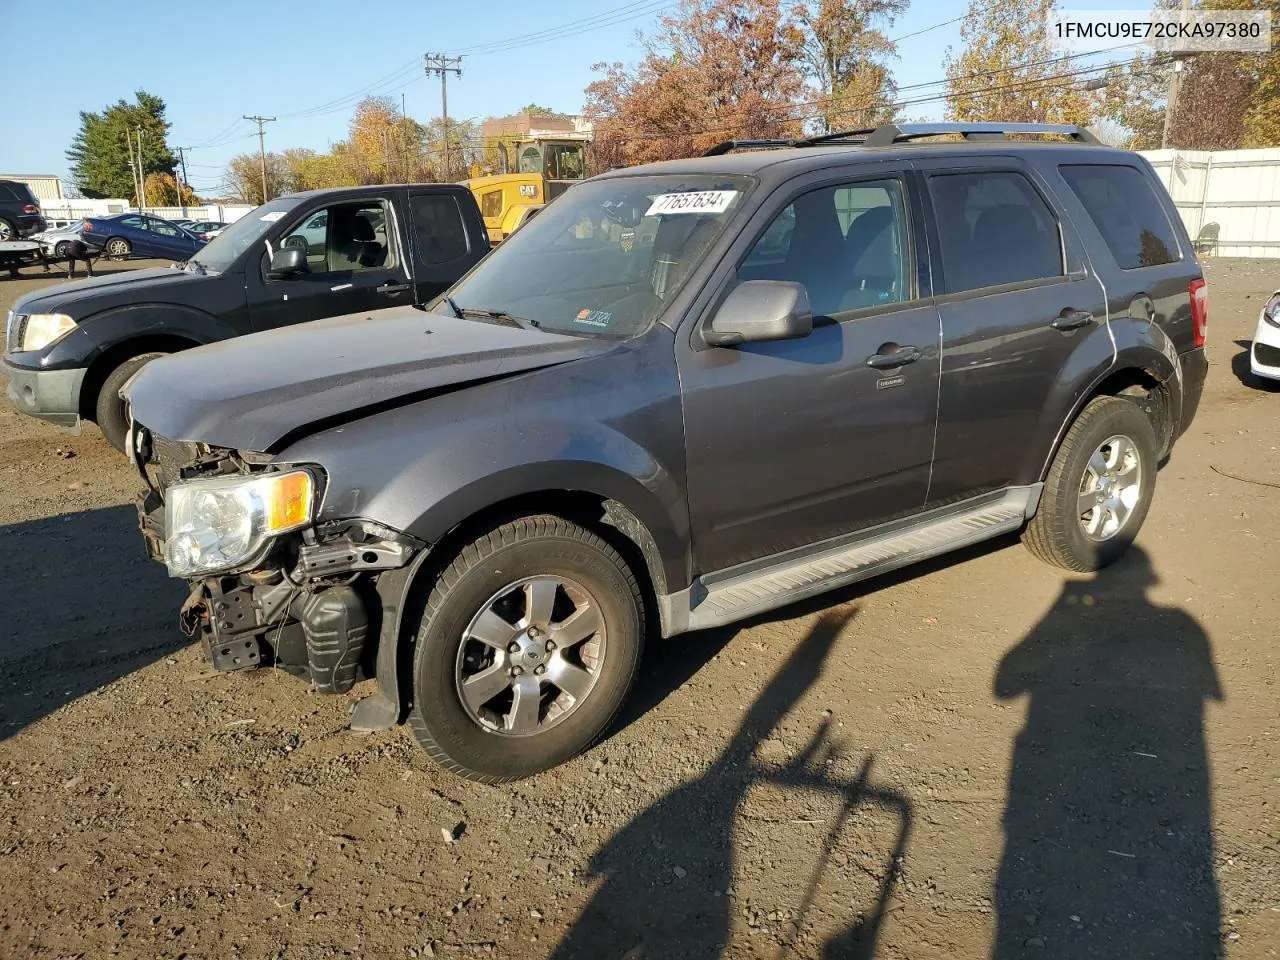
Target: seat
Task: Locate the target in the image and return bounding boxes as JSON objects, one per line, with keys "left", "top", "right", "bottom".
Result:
{"left": 966, "top": 203, "right": 1058, "bottom": 289}
{"left": 838, "top": 206, "right": 898, "bottom": 311}
{"left": 336, "top": 216, "right": 386, "bottom": 269}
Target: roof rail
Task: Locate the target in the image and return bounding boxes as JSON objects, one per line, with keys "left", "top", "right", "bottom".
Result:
{"left": 861, "top": 122, "right": 1101, "bottom": 146}
{"left": 702, "top": 138, "right": 800, "bottom": 157}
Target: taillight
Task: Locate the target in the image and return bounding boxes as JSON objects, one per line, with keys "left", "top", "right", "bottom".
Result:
{"left": 82, "top": 221, "right": 94, "bottom": 232}
{"left": 21, "top": 204, "right": 39, "bottom": 214}
{"left": 1189, "top": 278, "right": 1208, "bottom": 348}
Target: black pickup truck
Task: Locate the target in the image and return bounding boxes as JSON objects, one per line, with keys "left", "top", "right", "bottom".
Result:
{"left": 3, "top": 184, "right": 490, "bottom": 450}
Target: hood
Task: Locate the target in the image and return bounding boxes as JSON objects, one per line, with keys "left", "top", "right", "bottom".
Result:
{"left": 126, "top": 305, "right": 617, "bottom": 452}
{"left": 14, "top": 266, "right": 212, "bottom": 317}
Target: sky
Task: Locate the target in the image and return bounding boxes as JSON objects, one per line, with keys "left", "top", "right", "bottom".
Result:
{"left": 1, "top": 0, "right": 1153, "bottom": 195}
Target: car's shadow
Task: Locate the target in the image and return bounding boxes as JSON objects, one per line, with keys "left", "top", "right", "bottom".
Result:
{"left": 0, "top": 505, "right": 184, "bottom": 740}
{"left": 1230, "top": 337, "right": 1280, "bottom": 391}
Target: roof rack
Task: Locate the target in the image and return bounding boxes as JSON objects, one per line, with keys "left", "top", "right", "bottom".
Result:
{"left": 700, "top": 121, "right": 1099, "bottom": 156}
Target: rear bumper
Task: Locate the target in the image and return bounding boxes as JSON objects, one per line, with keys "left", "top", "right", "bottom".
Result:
{"left": 1175, "top": 347, "right": 1207, "bottom": 440}
{"left": 2, "top": 357, "right": 84, "bottom": 428}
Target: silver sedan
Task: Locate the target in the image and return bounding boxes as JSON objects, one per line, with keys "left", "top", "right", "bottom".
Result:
{"left": 32, "top": 221, "right": 85, "bottom": 258}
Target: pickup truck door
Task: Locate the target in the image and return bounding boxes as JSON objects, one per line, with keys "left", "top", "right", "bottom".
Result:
{"left": 247, "top": 196, "right": 414, "bottom": 331}
{"left": 677, "top": 167, "right": 943, "bottom": 574}
{"left": 406, "top": 189, "right": 486, "bottom": 304}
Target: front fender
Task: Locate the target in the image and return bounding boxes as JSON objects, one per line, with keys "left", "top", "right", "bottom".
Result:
{"left": 42, "top": 303, "right": 236, "bottom": 368}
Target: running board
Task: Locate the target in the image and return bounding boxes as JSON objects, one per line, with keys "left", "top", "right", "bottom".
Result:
{"left": 660, "top": 486, "right": 1039, "bottom": 635}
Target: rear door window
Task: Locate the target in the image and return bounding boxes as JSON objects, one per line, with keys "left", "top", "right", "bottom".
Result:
{"left": 409, "top": 194, "right": 470, "bottom": 266}
{"left": 927, "top": 171, "right": 1064, "bottom": 293}
{"left": 1059, "top": 164, "right": 1180, "bottom": 269}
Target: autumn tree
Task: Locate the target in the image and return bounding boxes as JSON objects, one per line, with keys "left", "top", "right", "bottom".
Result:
{"left": 1096, "top": 54, "right": 1166, "bottom": 150}
{"left": 944, "top": 0, "right": 1095, "bottom": 125}
{"left": 222, "top": 152, "right": 293, "bottom": 204}
{"left": 585, "top": 0, "right": 807, "bottom": 166}
{"left": 142, "top": 172, "right": 198, "bottom": 207}
{"left": 66, "top": 91, "right": 176, "bottom": 199}
{"left": 792, "top": 0, "right": 907, "bottom": 132}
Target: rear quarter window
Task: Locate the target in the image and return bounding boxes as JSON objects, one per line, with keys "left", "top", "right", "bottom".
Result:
{"left": 410, "top": 194, "right": 470, "bottom": 264}
{"left": 1058, "top": 164, "right": 1180, "bottom": 269}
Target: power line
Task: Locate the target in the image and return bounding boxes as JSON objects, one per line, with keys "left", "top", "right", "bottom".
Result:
{"left": 459, "top": 0, "right": 674, "bottom": 56}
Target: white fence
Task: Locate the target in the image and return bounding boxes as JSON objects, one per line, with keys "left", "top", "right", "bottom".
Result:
{"left": 36, "top": 198, "right": 254, "bottom": 224}
{"left": 1140, "top": 148, "right": 1280, "bottom": 258}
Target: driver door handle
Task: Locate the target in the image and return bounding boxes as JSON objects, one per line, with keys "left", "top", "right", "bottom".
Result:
{"left": 377, "top": 281, "right": 411, "bottom": 295}
{"left": 866, "top": 344, "right": 921, "bottom": 369}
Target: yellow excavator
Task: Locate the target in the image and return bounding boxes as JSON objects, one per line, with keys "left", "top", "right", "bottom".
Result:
{"left": 462, "top": 137, "right": 587, "bottom": 244}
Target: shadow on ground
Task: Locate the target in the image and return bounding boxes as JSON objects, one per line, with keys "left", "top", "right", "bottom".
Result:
{"left": 994, "top": 545, "right": 1223, "bottom": 959}
{"left": 552, "top": 610, "right": 914, "bottom": 959}
{"left": 0, "top": 505, "right": 184, "bottom": 740}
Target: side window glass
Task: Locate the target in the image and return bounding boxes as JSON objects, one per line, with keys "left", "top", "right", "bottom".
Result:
{"left": 150, "top": 221, "right": 180, "bottom": 237}
{"left": 928, "top": 171, "right": 1063, "bottom": 293}
{"left": 120, "top": 216, "right": 145, "bottom": 230}
{"left": 1059, "top": 164, "right": 1179, "bottom": 269}
{"left": 737, "top": 179, "right": 909, "bottom": 316}
{"left": 274, "top": 203, "right": 392, "bottom": 277}
{"left": 409, "top": 194, "right": 469, "bottom": 265}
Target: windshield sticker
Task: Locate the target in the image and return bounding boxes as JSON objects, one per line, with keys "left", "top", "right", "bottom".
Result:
{"left": 645, "top": 190, "right": 738, "bottom": 217}
{"left": 574, "top": 309, "right": 613, "bottom": 328}
{"left": 260, "top": 211, "right": 286, "bottom": 222}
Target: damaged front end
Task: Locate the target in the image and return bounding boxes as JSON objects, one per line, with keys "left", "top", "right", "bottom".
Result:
{"left": 131, "top": 420, "right": 425, "bottom": 710}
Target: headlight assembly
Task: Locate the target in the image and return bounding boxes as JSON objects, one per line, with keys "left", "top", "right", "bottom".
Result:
{"left": 1264, "top": 293, "right": 1280, "bottom": 328}
{"left": 22, "top": 313, "right": 76, "bottom": 351}
{"left": 164, "top": 470, "right": 315, "bottom": 577}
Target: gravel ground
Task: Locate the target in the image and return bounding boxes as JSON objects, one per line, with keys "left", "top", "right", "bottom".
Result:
{"left": 0, "top": 258, "right": 1277, "bottom": 960}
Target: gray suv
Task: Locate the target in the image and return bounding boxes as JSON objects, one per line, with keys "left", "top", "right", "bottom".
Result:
{"left": 126, "top": 123, "right": 1209, "bottom": 782}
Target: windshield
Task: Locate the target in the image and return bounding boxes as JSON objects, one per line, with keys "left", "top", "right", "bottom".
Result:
{"left": 191, "top": 197, "right": 301, "bottom": 273}
{"left": 440, "top": 174, "right": 752, "bottom": 338}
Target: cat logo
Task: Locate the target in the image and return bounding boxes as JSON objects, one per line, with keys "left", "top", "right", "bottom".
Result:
{"left": 519, "top": 184, "right": 538, "bottom": 199}
{"left": 620, "top": 229, "right": 635, "bottom": 252}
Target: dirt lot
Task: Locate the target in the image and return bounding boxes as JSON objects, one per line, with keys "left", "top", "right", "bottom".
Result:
{"left": 0, "top": 257, "right": 1277, "bottom": 960}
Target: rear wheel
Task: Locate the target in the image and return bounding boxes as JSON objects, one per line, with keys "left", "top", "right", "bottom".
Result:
{"left": 408, "top": 516, "right": 644, "bottom": 783}
{"left": 94, "top": 352, "right": 165, "bottom": 452}
{"left": 105, "top": 237, "right": 131, "bottom": 259}
{"left": 0, "top": 218, "right": 16, "bottom": 242}
{"left": 1023, "top": 396, "right": 1159, "bottom": 572}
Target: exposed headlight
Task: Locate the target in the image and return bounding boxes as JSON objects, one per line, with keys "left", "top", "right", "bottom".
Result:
{"left": 1264, "top": 293, "right": 1280, "bottom": 328}
{"left": 22, "top": 313, "right": 76, "bottom": 351}
{"left": 164, "top": 470, "right": 315, "bottom": 577}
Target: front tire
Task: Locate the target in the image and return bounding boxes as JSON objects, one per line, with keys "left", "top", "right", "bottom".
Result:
{"left": 94, "top": 352, "right": 165, "bottom": 452}
{"left": 1023, "top": 396, "right": 1159, "bottom": 572}
{"left": 408, "top": 516, "right": 644, "bottom": 783}
{"left": 53, "top": 240, "right": 70, "bottom": 258}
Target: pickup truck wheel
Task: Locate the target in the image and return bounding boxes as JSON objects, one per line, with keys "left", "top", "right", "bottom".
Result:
{"left": 94, "top": 352, "right": 165, "bottom": 452}
{"left": 408, "top": 516, "right": 644, "bottom": 783}
{"left": 1023, "top": 396, "right": 1158, "bottom": 572}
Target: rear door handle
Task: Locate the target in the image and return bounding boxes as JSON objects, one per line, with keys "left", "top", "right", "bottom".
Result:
{"left": 377, "top": 281, "right": 411, "bottom": 295}
{"left": 866, "top": 344, "right": 921, "bottom": 369}
{"left": 1052, "top": 309, "right": 1095, "bottom": 331}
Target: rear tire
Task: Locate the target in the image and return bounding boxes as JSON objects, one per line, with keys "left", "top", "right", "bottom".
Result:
{"left": 105, "top": 237, "right": 131, "bottom": 259}
{"left": 1023, "top": 396, "right": 1158, "bottom": 572}
{"left": 0, "top": 218, "right": 16, "bottom": 242}
{"left": 94, "top": 352, "right": 165, "bottom": 452}
{"left": 408, "top": 515, "right": 644, "bottom": 783}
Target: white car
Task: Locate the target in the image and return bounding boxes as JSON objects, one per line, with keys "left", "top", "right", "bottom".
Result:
{"left": 1251, "top": 290, "right": 1280, "bottom": 380}
{"left": 32, "top": 220, "right": 85, "bottom": 258}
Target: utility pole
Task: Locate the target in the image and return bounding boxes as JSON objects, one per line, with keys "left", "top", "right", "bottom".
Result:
{"left": 424, "top": 53, "right": 463, "bottom": 180}
{"left": 243, "top": 115, "right": 277, "bottom": 203}
{"left": 125, "top": 130, "right": 140, "bottom": 211}
{"left": 174, "top": 146, "right": 192, "bottom": 217}
{"left": 1161, "top": 0, "right": 1194, "bottom": 149}
{"left": 136, "top": 127, "right": 146, "bottom": 213}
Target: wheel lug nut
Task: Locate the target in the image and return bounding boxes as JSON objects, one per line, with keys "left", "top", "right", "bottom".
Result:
{"left": 545, "top": 640, "right": 556, "bottom": 652}
{"left": 508, "top": 643, "right": 520, "bottom": 653}
{"left": 534, "top": 665, "right": 545, "bottom": 676}
{"left": 527, "top": 626, "right": 540, "bottom": 638}
{"left": 512, "top": 666, "right": 523, "bottom": 676}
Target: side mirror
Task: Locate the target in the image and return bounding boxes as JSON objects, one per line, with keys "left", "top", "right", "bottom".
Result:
{"left": 704, "top": 280, "right": 813, "bottom": 347}
{"left": 267, "top": 246, "right": 307, "bottom": 279}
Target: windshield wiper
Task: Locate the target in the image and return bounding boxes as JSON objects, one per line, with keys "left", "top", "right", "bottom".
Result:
{"left": 450, "top": 304, "right": 540, "bottom": 330}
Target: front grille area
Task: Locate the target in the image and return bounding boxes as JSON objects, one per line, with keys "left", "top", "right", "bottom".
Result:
{"left": 1254, "top": 341, "right": 1280, "bottom": 369}
{"left": 5, "top": 312, "right": 28, "bottom": 353}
